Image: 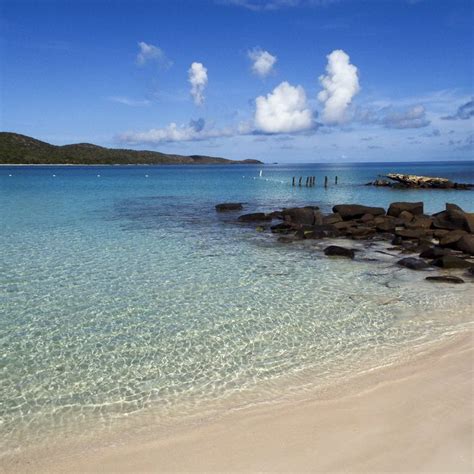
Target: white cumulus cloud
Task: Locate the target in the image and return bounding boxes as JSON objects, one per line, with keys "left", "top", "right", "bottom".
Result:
{"left": 248, "top": 48, "right": 277, "bottom": 77}
{"left": 318, "top": 49, "right": 360, "bottom": 124}
{"left": 136, "top": 41, "right": 171, "bottom": 68}
{"left": 254, "top": 81, "right": 313, "bottom": 133}
{"left": 188, "top": 62, "right": 208, "bottom": 106}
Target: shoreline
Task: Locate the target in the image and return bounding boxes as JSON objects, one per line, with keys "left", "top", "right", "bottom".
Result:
{"left": 5, "top": 329, "right": 473, "bottom": 473}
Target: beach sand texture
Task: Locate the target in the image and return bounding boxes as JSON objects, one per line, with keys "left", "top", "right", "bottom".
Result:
{"left": 13, "top": 331, "right": 471, "bottom": 474}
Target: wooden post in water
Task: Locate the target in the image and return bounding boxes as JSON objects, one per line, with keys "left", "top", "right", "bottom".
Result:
{"left": 324, "top": 176, "right": 328, "bottom": 188}
{"left": 312, "top": 176, "right": 316, "bottom": 186}
{"left": 305, "top": 177, "right": 309, "bottom": 187}
{"left": 298, "top": 177, "right": 302, "bottom": 187}
{"left": 335, "top": 176, "right": 338, "bottom": 185}
{"left": 292, "top": 176, "right": 295, "bottom": 186}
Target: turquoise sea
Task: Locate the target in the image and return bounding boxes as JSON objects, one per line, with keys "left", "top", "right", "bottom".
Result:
{"left": 1, "top": 161, "right": 473, "bottom": 457}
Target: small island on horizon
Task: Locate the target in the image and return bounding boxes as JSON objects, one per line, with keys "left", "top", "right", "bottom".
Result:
{"left": 0, "top": 132, "right": 263, "bottom": 166}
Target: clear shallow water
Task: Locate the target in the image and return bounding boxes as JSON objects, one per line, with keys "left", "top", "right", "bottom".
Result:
{"left": 0, "top": 162, "right": 473, "bottom": 456}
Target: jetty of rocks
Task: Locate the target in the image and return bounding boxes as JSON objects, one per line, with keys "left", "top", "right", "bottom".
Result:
{"left": 216, "top": 201, "right": 474, "bottom": 283}
{"left": 366, "top": 173, "right": 473, "bottom": 189}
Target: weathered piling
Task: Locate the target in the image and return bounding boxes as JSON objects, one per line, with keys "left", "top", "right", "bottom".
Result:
{"left": 324, "top": 176, "right": 328, "bottom": 188}
{"left": 292, "top": 176, "right": 295, "bottom": 186}
{"left": 335, "top": 176, "right": 338, "bottom": 185}
{"left": 298, "top": 177, "right": 302, "bottom": 187}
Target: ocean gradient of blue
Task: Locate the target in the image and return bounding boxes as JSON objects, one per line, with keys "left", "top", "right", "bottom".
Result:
{"left": 1, "top": 161, "right": 473, "bottom": 455}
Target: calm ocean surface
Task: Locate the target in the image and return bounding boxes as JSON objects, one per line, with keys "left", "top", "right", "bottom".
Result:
{"left": 1, "top": 161, "right": 473, "bottom": 456}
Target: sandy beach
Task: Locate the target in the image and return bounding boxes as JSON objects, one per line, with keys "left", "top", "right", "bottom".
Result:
{"left": 7, "top": 330, "right": 468, "bottom": 474}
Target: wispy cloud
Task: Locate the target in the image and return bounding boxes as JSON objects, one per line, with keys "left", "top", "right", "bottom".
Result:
{"left": 218, "top": 0, "right": 339, "bottom": 11}
{"left": 108, "top": 96, "right": 151, "bottom": 107}
{"left": 136, "top": 41, "right": 172, "bottom": 68}
{"left": 118, "top": 119, "right": 235, "bottom": 145}
{"left": 448, "top": 133, "right": 474, "bottom": 151}
{"left": 188, "top": 62, "right": 208, "bottom": 105}
{"left": 248, "top": 48, "right": 277, "bottom": 77}
{"left": 357, "top": 104, "right": 430, "bottom": 129}
{"left": 441, "top": 98, "right": 474, "bottom": 120}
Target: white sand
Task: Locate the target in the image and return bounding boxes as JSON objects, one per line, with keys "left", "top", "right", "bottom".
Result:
{"left": 13, "top": 331, "right": 468, "bottom": 473}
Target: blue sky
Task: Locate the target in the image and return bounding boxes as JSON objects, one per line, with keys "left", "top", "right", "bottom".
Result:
{"left": 1, "top": 0, "right": 473, "bottom": 162}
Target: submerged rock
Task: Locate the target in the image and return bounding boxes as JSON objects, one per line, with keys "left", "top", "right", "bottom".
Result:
{"left": 238, "top": 212, "right": 271, "bottom": 222}
{"left": 324, "top": 245, "right": 355, "bottom": 259}
{"left": 215, "top": 202, "right": 243, "bottom": 212}
{"left": 425, "top": 276, "right": 464, "bottom": 284}
{"left": 419, "top": 247, "right": 451, "bottom": 259}
{"left": 270, "top": 223, "right": 293, "bottom": 233}
{"left": 432, "top": 256, "right": 473, "bottom": 269}
{"left": 397, "top": 257, "right": 430, "bottom": 270}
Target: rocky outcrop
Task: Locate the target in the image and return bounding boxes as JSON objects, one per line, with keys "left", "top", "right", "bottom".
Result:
{"left": 386, "top": 174, "right": 472, "bottom": 189}
{"left": 369, "top": 174, "right": 472, "bottom": 189}
{"left": 230, "top": 200, "right": 474, "bottom": 272}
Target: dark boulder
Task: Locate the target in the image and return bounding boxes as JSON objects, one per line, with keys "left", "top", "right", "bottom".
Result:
{"left": 268, "top": 210, "right": 284, "bottom": 220}
{"left": 346, "top": 226, "right": 376, "bottom": 239}
{"left": 438, "top": 230, "right": 467, "bottom": 248}
{"left": 334, "top": 220, "right": 356, "bottom": 230}
{"left": 323, "top": 213, "right": 343, "bottom": 225}
{"left": 464, "top": 213, "right": 474, "bottom": 233}
{"left": 398, "top": 210, "right": 414, "bottom": 222}
{"left": 216, "top": 202, "right": 243, "bottom": 212}
{"left": 432, "top": 211, "right": 461, "bottom": 231}
{"left": 419, "top": 247, "right": 451, "bottom": 259}
{"left": 395, "top": 228, "right": 427, "bottom": 240}
{"left": 445, "top": 204, "right": 474, "bottom": 233}
{"left": 324, "top": 245, "right": 355, "bottom": 259}
{"left": 305, "top": 224, "right": 340, "bottom": 239}
{"left": 433, "top": 229, "right": 450, "bottom": 239}
{"left": 277, "top": 236, "right": 295, "bottom": 243}
{"left": 456, "top": 234, "right": 474, "bottom": 255}
{"left": 405, "top": 216, "right": 433, "bottom": 230}
{"left": 397, "top": 258, "right": 430, "bottom": 270}
{"left": 282, "top": 207, "right": 322, "bottom": 226}
{"left": 359, "top": 213, "right": 375, "bottom": 223}
{"left": 425, "top": 276, "right": 464, "bottom": 284}
{"left": 391, "top": 235, "right": 404, "bottom": 245}
{"left": 270, "top": 223, "right": 293, "bottom": 234}
{"left": 387, "top": 202, "right": 423, "bottom": 217}
{"left": 332, "top": 204, "right": 385, "bottom": 220}
{"left": 376, "top": 220, "right": 396, "bottom": 232}
{"left": 432, "top": 256, "right": 473, "bottom": 269}
{"left": 238, "top": 213, "right": 271, "bottom": 222}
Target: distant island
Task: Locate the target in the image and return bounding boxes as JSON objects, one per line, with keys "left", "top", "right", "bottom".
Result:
{"left": 0, "top": 132, "right": 263, "bottom": 165}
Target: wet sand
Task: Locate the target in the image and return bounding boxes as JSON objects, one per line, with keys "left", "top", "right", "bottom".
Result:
{"left": 16, "top": 331, "right": 470, "bottom": 474}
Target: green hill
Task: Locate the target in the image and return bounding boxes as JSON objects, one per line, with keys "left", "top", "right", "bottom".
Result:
{"left": 0, "top": 132, "right": 263, "bottom": 165}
